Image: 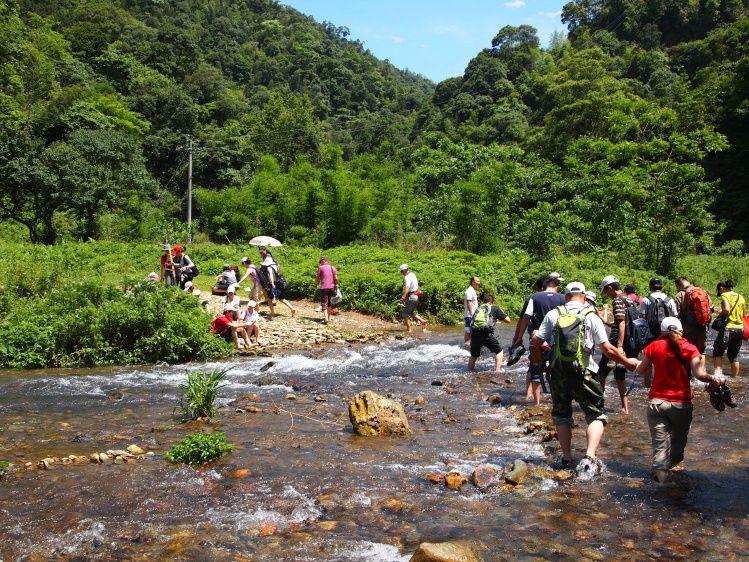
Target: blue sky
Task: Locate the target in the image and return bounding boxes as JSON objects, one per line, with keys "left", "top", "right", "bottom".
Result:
{"left": 282, "top": 0, "right": 567, "bottom": 82}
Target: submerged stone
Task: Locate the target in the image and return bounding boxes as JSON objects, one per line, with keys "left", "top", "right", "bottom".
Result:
{"left": 410, "top": 541, "right": 484, "bottom": 562}
{"left": 504, "top": 459, "right": 530, "bottom": 485}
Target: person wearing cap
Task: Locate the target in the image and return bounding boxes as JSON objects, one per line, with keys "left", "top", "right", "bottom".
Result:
{"left": 533, "top": 282, "right": 638, "bottom": 471}
{"left": 214, "top": 264, "right": 238, "bottom": 295}
{"left": 399, "top": 264, "right": 427, "bottom": 333}
{"left": 258, "top": 246, "right": 296, "bottom": 319}
{"left": 515, "top": 273, "right": 565, "bottom": 406}
{"left": 640, "top": 277, "right": 678, "bottom": 331}
{"left": 599, "top": 274, "right": 639, "bottom": 415}
{"left": 221, "top": 284, "right": 242, "bottom": 320}
{"left": 238, "top": 257, "right": 262, "bottom": 302}
{"left": 172, "top": 245, "right": 197, "bottom": 289}
{"left": 211, "top": 309, "right": 251, "bottom": 349}
{"left": 315, "top": 256, "right": 339, "bottom": 324}
{"left": 160, "top": 245, "right": 177, "bottom": 286}
{"left": 240, "top": 300, "right": 261, "bottom": 347}
{"left": 635, "top": 317, "right": 724, "bottom": 484}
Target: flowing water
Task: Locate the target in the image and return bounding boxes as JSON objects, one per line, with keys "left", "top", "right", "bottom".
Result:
{"left": 0, "top": 327, "right": 747, "bottom": 560}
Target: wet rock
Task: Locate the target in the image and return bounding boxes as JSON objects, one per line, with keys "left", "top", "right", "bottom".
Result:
{"left": 317, "top": 520, "right": 338, "bottom": 531}
{"left": 127, "top": 445, "right": 145, "bottom": 455}
{"left": 445, "top": 471, "right": 468, "bottom": 490}
{"left": 430, "top": 380, "right": 444, "bottom": 386}
{"left": 504, "top": 459, "right": 530, "bottom": 485}
{"left": 106, "top": 449, "right": 133, "bottom": 458}
{"left": 89, "top": 453, "right": 103, "bottom": 463}
{"left": 380, "top": 497, "right": 411, "bottom": 512}
{"left": 531, "top": 467, "right": 573, "bottom": 482}
{"left": 314, "top": 395, "right": 327, "bottom": 402}
{"left": 348, "top": 391, "right": 411, "bottom": 436}
{"left": 471, "top": 464, "right": 503, "bottom": 490}
{"left": 258, "top": 521, "right": 277, "bottom": 537}
{"left": 414, "top": 395, "right": 427, "bottom": 406}
{"left": 233, "top": 468, "right": 252, "bottom": 478}
{"left": 410, "top": 541, "right": 484, "bottom": 562}
{"left": 99, "top": 453, "right": 110, "bottom": 462}
{"left": 423, "top": 472, "right": 446, "bottom": 484}
{"left": 259, "top": 361, "right": 275, "bottom": 372}
{"left": 579, "top": 547, "right": 606, "bottom": 561}
{"left": 486, "top": 394, "right": 502, "bottom": 406}
{"left": 285, "top": 393, "right": 297, "bottom": 401}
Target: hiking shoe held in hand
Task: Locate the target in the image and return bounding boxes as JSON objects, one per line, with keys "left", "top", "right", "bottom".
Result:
{"left": 507, "top": 344, "right": 526, "bottom": 366}
{"left": 707, "top": 381, "right": 726, "bottom": 411}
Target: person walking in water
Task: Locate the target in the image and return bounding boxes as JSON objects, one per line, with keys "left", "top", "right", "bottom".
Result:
{"left": 712, "top": 280, "right": 746, "bottom": 377}
{"left": 463, "top": 276, "right": 480, "bottom": 345}
{"left": 534, "top": 282, "right": 639, "bottom": 473}
{"left": 315, "top": 256, "right": 339, "bottom": 324}
{"left": 674, "top": 276, "right": 712, "bottom": 356}
{"left": 467, "top": 294, "right": 511, "bottom": 374}
{"left": 635, "top": 317, "right": 724, "bottom": 484}
{"left": 399, "top": 264, "right": 427, "bottom": 333}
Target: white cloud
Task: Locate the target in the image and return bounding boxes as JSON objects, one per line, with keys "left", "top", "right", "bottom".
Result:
{"left": 538, "top": 10, "right": 562, "bottom": 18}
{"left": 390, "top": 35, "right": 406, "bottom": 44}
{"left": 504, "top": 0, "right": 526, "bottom": 8}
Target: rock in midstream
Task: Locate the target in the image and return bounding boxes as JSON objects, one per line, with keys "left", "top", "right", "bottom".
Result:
{"left": 410, "top": 541, "right": 485, "bottom": 562}
{"left": 504, "top": 459, "right": 530, "bottom": 486}
{"left": 348, "top": 391, "right": 411, "bottom": 436}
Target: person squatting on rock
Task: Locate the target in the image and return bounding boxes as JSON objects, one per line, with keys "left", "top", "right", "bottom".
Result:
{"left": 634, "top": 317, "right": 724, "bottom": 484}
{"left": 467, "top": 294, "right": 511, "bottom": 374}
{"left": 533, "top": 282, "right": 639, "bottom": 471}
{"left": 399, "top": 263, "right": 427, "bottom": 333}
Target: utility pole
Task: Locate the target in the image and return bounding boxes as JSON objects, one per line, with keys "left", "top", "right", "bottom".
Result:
{"left": 186, "top": 135, "right": 193, "bottom": 243}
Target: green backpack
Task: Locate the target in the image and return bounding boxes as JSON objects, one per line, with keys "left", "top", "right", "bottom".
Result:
{"left": 471, "top": 303, "right": 495, "bottom": 331}
{"left": 553, "top": 305, "right": 594, "bottom": 365}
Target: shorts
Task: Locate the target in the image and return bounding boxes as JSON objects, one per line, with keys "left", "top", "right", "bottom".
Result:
{"left": 528, "top": 345, "right": 551, "bottom": 383}
{"left": 549, "top": 360, "right": 608, "bottom": 426}
{"left": 401, "top": 295, "right": 419, "bottom": 318}
{"left": 713, "top": 328, "right": 743, "bottom": 362}
{"left": 597, "top": 355, "right": 627, "bottom": 382}
{"left": 320, "top": 288, "right": 334, "bottom": 310}
{"left": 465, "top": 317, "right": 472, "bottom": 333}
{"left": 683, "top": 324, "right": 708, "bottom": 355}
{"left": 470, "top": 329, "right": 502, "bottom": 358}
{"left": 647, "top": 400, "right": 693, "bottom": 470}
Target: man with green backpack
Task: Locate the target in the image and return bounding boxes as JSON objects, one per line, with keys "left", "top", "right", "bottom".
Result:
{"left": 467, "top": 294, "right": 512, "bottom": 373}
{"left": 533, "top": 282, "right": 640, "bottom": 472}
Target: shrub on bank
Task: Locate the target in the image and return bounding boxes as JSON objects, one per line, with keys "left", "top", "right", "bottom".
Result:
{"left": 0, "top": 279, "right": 231, "bottom": 369}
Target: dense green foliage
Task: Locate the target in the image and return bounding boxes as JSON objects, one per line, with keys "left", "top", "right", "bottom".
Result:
{"left": 176, "top": 369, "right": 227, "bottom": 421}
{"left": 165, "top": 431, "right": 235, "bottom": 465}
{"left": 0, "top": 276, "right": 230, "bottom": 368}
{"left": 0, "top": 0, "right": 747, "bottom": 273}
{"left": 0, "top": 460, "right": 9, "bottom": 478}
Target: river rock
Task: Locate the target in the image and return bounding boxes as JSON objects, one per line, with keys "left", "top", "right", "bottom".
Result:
{"left": 414, "top": 395, "right": 427, "bottom": 406}
{"left": 410, "top": 541, "right": 484, "bottom": 562}
{"left": 504, "top": 459, "right": 530, "bottom": 485}
{"left": 471, "top": 464, "right": 503, "bottom": 490}
{"left": 445, "top": 471, "right": 467, "bottom": 490}
{"left": 127, "top": 445, "right": 145, "bottom": 455}
{"left": 348, "top": 391, "right": 411, "bottom": 436}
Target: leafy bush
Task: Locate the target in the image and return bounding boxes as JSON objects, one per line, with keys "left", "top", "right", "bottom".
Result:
{"left": 175, "top": 370, "right": 227, "bottom": 421}
{"left": 0, "top": 460, "right": 10, "bottom": 478}
{"left": 165, "top": 432, "right": 235, "bottom": 465}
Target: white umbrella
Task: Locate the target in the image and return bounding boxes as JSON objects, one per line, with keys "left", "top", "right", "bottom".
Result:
{"left": 249, "top": 236, "right": 282, "bottom": 247}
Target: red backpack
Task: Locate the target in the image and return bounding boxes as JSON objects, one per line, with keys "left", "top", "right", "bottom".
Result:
{"left": 684, "top": 286, "right": 711, "bottom": 325}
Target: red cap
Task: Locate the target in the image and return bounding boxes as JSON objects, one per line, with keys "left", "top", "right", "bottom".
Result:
{"left": 173, "top": 245, "right": 183, "bottom": 252}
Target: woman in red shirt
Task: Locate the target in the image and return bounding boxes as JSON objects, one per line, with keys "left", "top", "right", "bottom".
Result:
{"left": 635, "top": 317, "right": 724, "bottom": 483}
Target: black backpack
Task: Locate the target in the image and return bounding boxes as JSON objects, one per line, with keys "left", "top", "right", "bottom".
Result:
{"left": 645, "top": 296, "right": 672, "bottom": 338}
{"left": 624, "top": 298, "right": 652, "bottom": 356}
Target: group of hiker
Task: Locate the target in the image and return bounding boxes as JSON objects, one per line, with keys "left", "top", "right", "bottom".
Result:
{"left": 460, "top": 270, "right": 744, "bottom": 482}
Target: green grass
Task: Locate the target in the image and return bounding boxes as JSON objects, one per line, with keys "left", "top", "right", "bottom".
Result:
{"left": 175, "top": 370, "right": 227, "bottom": 421}
{"left": 0, "top": 460, "right": 10, "bottom": 478}
{"left": 165, "top": 432, "right": 235, "bottom": 465}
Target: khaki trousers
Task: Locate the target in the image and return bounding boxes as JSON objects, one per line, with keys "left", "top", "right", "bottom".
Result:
{"left": 647, "top": 400, "right": 693, "bottom": 471}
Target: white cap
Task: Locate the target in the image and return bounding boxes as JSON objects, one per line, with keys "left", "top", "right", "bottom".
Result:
{"left": 565, "top": 281, "right": 586, "bottom": 295}
{"left": 399, "top": 263, "right": 409, "bottom": 272}
{"left": 600, "top": 275, "right": 620, "bottom": 292}
{"left": 227, "top": 284, "right": 238, "bottom": 293}
{"left": 661, "top": 317, "right": 683, "bottom": 333}
{"left": 585, "top": 290, "right": 597, "bottom": 305}
{"left": 247, "top": 300, "right": 257, "bottom": 308}
{"left": 184, "top": 281, "right": 193, "bottom": 290}
{"left": 548, "top": 272, "right": 565, "bottom": 282}
{"left": 241, "top": 256, "right": 249, "bottom": 263}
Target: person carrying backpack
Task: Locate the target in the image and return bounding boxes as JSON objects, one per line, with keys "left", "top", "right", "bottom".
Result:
{"left": 258, "top": 246, "right": 296, "bottom": 319}
{"left": 467, "top": 294, "right": 512, "bottom": 374}
{"left": 640, "top": 277, "right": 678, "bottom": 340}
{"left": 599, "top": 275, "right": 641, "bottom": 415}
{"left": 674, "top": 276, "right": 712, "bottom": 354}
{"left": 533, "top": 282, "right": 638, "bottom": 473}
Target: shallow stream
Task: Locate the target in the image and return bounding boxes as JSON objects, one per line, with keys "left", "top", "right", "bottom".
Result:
{"left": 0, "top": 327, "right": 747, "bottom": 560}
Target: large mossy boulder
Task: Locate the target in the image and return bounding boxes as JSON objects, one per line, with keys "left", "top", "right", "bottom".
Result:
{"left": 348, "top": 391, "right": 411, "bottom": 436}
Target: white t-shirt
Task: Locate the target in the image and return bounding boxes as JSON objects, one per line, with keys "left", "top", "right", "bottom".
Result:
{"left": 242, "top": 309, "right": 259, "bottom": 324}
{"left": 222, "top": 295, "right": 241, "bottom": 312}
{"left": 537, "top": 301, "right": 609, "bottom": 372}
{"left": 403, "top": 272, "right": 419, "bottom": 294}
{"left": 464, "top": 286, "right": 478, "bottom": 318}
{"left": 640, "top": 291, "right": 678, "bottom": 317}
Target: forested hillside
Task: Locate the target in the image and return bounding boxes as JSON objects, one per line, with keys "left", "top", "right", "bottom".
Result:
{"left": 0, "top": 0, "right": 747, "bottom": 274}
